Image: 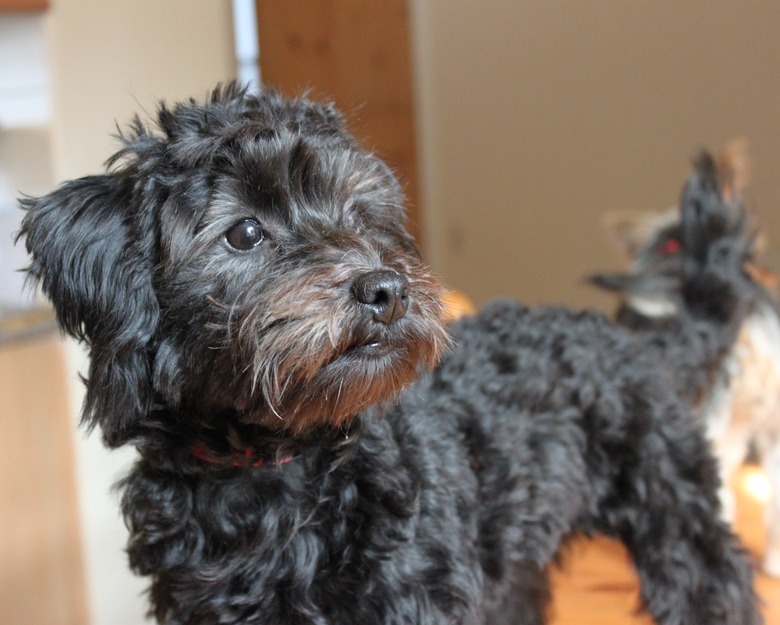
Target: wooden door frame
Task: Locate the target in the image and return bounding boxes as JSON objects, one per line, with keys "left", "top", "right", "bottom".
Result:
{"left": 255, "top": 0, "right": 423, "bottom": 245}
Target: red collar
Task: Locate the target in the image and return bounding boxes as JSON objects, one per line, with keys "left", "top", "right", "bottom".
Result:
{"left": 191, "top": 442, "right": 296, "bottom": 469}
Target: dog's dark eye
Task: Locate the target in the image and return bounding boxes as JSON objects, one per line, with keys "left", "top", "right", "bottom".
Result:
{"left": 225, "top": 219, "right": 265, "bottom": 251}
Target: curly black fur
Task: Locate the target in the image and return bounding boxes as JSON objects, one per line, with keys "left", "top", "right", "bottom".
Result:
{"left": 18, "top": 84, "right": 762, "bottom": 625}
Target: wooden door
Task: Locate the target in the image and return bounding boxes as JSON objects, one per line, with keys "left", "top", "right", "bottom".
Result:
{"left": 0, "top": 0, "right": 48, "bottom": 10}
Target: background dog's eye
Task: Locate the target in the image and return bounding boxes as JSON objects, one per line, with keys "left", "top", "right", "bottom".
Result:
{"left": 225, "top": 219, "right": 265, "bottom": 251}
{"left": 659, "top": 237, "right": 680, "bottom": 255}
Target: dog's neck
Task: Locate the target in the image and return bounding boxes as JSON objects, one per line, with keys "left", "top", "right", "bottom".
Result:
{"left": 625, "top": 293, "right": 677, "bottom": 318}
{"left": 190, "top": 441, "right": 298, "bottom": 469}
{"left": 134, "top": 409, "right": 362, "bottom": 473}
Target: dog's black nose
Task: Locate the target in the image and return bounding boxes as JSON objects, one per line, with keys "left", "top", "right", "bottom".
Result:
{"left": 352, "top": 270, "right": 410, "bottom": 325}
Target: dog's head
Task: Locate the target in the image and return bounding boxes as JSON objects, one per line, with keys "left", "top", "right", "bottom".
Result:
{"left": 588, "top": 142, "right": 755, "bottom": 318}
{"left": 19, "top": 84, "right": 449, "bottom": 446}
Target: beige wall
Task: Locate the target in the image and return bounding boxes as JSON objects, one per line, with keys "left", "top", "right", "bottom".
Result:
{"left": 49, "top": 1, "right": 236, "bottom": 179}
{"left": 44, "top": 2, "right": 236, "bottom": 624}
{"left": 412, "top": 1, "right": 780, "bottom": 310}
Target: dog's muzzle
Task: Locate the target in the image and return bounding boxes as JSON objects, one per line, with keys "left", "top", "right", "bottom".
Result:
{"left": 352, "top": 270, "right": 410, "bottom": 325}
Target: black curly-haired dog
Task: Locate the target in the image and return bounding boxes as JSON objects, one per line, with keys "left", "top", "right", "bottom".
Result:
{"left": 19, "top": 84, "right": 763, "bottom": 625}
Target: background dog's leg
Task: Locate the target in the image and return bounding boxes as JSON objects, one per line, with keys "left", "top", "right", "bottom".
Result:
{"left": 711, "top": 427, "right": 752, "bottom": 523}
{"left": 762, "top": 442, "right": 780, "bottom": 577}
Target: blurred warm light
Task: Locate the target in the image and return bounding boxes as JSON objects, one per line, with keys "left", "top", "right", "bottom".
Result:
{"left": 443, "top": 290, "right": 476, "bottom": 321}
{"left": 739, "top": 465, "right": 773, "bottom": 503}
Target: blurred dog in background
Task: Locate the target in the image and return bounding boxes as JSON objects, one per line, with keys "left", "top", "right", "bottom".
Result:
{"left": 590, "top": 140, "right": 780, "bottom": 576}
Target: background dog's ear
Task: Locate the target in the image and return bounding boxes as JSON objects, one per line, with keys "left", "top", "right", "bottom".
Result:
{"left": 19, "top": 174, "right": 159, "bottom": 447}
{"left": 715, "top": 137, "right": 750, "bottom": 204}
{"left": 601, "top": 208, "right": 678, "bottom": 261}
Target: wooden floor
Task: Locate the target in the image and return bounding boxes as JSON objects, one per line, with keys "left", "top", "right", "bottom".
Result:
{"left": 549, "top": 465, "right": 780, "bottom": 624}
{"left": 0, "top": 331, "right": 87, "bottom": 625}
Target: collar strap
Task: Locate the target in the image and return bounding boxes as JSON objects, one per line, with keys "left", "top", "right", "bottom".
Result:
{"left": 191, "top": 442, "right": 296, "bottom": 469}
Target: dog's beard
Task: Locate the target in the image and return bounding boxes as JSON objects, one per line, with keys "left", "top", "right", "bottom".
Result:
{"left": 204, "top": 258, "right": 451, "bottom": 436}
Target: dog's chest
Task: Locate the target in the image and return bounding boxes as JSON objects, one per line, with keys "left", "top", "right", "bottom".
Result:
{"left": 125, "top": 430, "right": 485, "bottom": 625}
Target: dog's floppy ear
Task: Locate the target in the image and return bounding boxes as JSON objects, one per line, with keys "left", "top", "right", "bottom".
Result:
{"left": 18, "top": 173, "right": 159, "bottom": 447}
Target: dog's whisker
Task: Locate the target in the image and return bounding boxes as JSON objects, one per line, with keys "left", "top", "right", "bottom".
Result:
{"left": 334, "top": 378, "right": 345, "bottom": 413}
